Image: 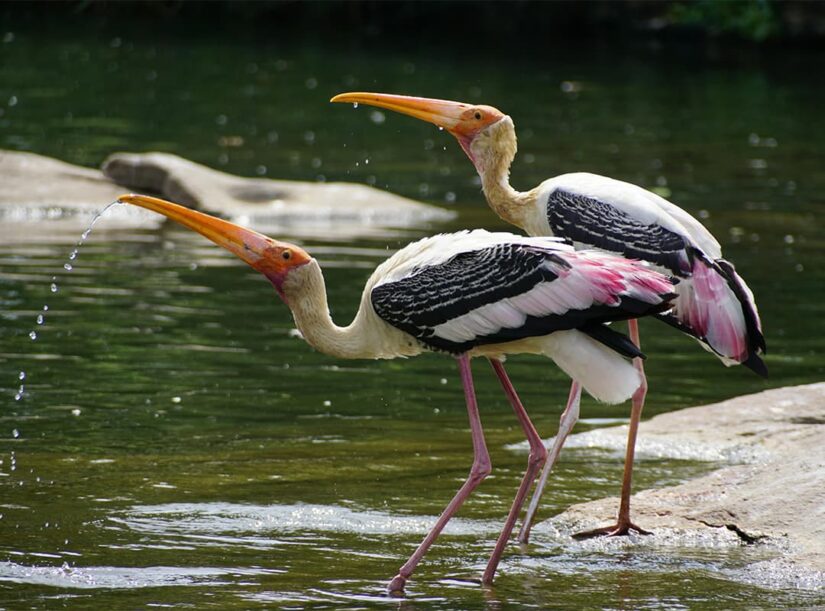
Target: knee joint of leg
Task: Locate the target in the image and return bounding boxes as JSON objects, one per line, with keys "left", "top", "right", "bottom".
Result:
{"left": 470, "top": 459, "right": 492, "bottom": 481}
{"left": 529, "top": 444, "right": 548, "bottom": 468}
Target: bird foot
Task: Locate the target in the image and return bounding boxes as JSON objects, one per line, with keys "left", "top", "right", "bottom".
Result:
{"left": 387, "top": 574, "right": 407, "bottom": 596}
{"left": 572, "top": 521, "right": 652, "bottom": 540}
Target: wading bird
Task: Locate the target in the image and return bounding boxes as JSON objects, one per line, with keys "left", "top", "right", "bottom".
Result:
{"left": 330, "top": 92, "right": 766, "bottom": 544}
{"left": 118, "top": 193, "right": 676, "bottom": 591}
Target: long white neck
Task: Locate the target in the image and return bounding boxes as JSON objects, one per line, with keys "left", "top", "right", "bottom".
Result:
{"left": 473, "top": 117, "right": 533, "bottom": 230}
{"left": 281, "top": 260, "right": 416, "bottom": 360}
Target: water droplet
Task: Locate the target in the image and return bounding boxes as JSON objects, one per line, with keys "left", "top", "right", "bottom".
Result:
{"left": 36, "top": 314, "right": 44, "bottom": 325}
{"left": 18, "top": 371, "right": 25, "bottom": 381}
{"left": 364, "top": 158, "right": 369, "bottom": 165}
{"left": 438, "top": 126, "right": 444, "bottom": 131}
{"left": 14, "top": 393, "right": 22, "bottom": 401}
{"left": 352, "top": 102, "right": 359, "bottom": 109}
{"left": 82, "top": 229, "right": 91, "bottom": 240}
{"left": 71, "top": 408, "right": 81, "bottom": 417}
{"left": 63, "top": 263, "right": 73, "bottom": 271}
{"left": 171, "top": 396, "right": 182, "bottom": 404}
{"left": 42, "top": 305, "right": 49, "bottom": 312}
{"left": 29, "top": 331, "right": 37, "bottom": 340}
{"left": 69, "top": 250, "right": 78, "bottom": 260}
{"left": 12, "top": 429, "right": 19, "bottom": 438}
{"left": 50, "top": 283, "right": 58, "bottom": 293}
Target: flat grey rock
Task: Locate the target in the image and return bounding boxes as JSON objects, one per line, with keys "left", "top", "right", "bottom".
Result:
{"left": 522, "top": 383, "right": 825, "bottom": 589}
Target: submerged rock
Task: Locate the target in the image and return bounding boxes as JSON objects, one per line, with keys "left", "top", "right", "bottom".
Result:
{"left": 529, "top": 383, "right": 825, "bottom": 588}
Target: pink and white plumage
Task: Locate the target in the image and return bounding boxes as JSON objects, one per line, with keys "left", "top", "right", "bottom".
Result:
{"left": 117, "top": 194, "right": 676, "bottom": 592}
{"left": 331, "top": 91, "right": 766, "bottom": 552}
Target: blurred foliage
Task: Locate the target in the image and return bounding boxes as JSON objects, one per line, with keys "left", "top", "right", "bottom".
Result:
{"left": 2, "top": 0, "right": 825, "bottom": 46}
{"left": 669, "top": 0, "right": 780, "bottom": 42}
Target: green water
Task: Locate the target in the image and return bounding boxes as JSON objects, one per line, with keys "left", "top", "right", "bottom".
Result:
{"left": 2, "top": 22, "right": 825, "bottom": 609}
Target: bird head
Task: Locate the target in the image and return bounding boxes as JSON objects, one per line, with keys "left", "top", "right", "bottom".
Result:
{"left": 117, "top": 194, "right": 312, "bottom": 302}
{"left": 330, "top": 92, "right": 508, "bottom": 171}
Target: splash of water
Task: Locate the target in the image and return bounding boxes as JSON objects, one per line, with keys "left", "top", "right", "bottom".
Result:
{"left": 12, "top": 201, "right": 122, "bottom": 402}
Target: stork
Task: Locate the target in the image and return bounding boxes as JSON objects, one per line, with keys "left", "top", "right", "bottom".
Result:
{"left": 117, "top": 193, "right": 676, "bottom": 591}
{"left": 330, "top": 91, "right": 766, "bottom": 543}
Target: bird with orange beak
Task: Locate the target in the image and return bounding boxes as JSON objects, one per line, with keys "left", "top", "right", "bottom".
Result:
{"left": 116, "top": 193, "right": 677, "bottom": 591}
{"left": 331, "top": 91, "right": 766, "bottom": 545}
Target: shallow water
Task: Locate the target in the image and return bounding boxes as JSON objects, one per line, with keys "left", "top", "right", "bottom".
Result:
{"left": 2, "top": 21, "right": 825, "bottom": 608}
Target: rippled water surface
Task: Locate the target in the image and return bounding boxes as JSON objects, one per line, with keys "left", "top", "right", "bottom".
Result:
{"left": 2, "top": 20, "right": 825, "bottom": 609}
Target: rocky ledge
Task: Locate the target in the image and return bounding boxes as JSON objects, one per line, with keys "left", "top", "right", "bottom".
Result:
{"left": 524, "top": 382, "right": 825, "bottom": 590}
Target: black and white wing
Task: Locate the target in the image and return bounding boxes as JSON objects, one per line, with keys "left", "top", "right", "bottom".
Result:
{"left": 536, "top": 173, "right": 766, "bottom": 375}
{"left": 370, "top": 233, "right": 676, "bottom": 355}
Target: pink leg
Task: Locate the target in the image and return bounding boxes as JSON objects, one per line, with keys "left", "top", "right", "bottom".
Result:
{"left": 574, "top": 318, "right": 651, "bottom": 539}
{"left": 517, "top": 379, "right": 582, "bottom": 544}
{"left": 387, "top": 354, "right": 492, "bottom": 595}
{"left": 482, "top": 359, "right": 548, "bottom": 584}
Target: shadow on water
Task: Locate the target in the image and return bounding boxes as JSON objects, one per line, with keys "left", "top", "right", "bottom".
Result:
{"left": 2, "top": 18, "right": 825, "bottom": 609}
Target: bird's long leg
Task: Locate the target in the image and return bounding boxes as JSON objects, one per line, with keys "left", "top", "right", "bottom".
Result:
{"left": 481, "top": 359, "right": 548, "bottom": 584}
{"left": 387, "top": 354, "right": 492, "bottom": 595}
{"left": 573, "top": 318, "right": 652, "bottom": 539}
{"left": 517, "top": 380, "right": 582, "bottom": 544}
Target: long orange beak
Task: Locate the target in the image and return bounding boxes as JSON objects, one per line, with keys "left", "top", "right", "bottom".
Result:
{"left": 331, "top": 92, "right": 471, "bottom": 133}
{"left": 117, "top": 194, "right": 311, "bottom": 291}
{"left": 330, "top": 92, "right": 505, "bottom": 163}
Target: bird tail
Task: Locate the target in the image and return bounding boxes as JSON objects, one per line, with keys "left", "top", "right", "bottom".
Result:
{"left": 655, "top": 255, "right": 767, "bottom": 377}
{"left": 542, "top": 329, "right": 641, "bottom": 405}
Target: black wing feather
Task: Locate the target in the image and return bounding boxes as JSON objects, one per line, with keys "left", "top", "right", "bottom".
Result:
{"left": 546, "top": 189, "right": 691, "bottom": 276}
{"left": 371, "top": 243, "right": 670, "bottom": 355}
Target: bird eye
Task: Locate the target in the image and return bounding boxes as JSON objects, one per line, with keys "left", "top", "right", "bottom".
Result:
{"left": 474, "top": 111, "right": 482, "bottom": 120}
{"left": 282, "top": 250, "right": 291, "bottom": 260}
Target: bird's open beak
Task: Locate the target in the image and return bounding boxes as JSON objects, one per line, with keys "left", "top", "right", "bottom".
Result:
{"left": 117, "top": 193, "right": 311, "bottom": 291}
{"left": 331, "top": 92, "right": 471, "bottom": 135}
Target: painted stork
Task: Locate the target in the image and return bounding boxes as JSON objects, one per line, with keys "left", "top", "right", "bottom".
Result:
{"left": 330, "top": 92, "right": 767, "bottom": 544}
{"left": 117, "top": 193, "right": 676, "bottom": 591}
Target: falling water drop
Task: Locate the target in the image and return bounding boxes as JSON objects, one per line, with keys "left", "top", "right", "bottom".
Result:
{"left": 352, "top": 102, "right": 359, "bottom": 109}
{"left": 12, "top": 201, "right": 122, "bottom": 404}
{"left": 438, "top": 126, "right": 444, "bottom": 131}
{"left": 12, "top": 429, "right": 19, "bottom": 439}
